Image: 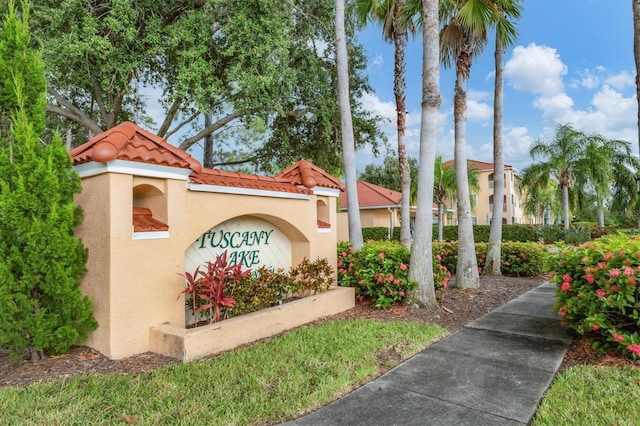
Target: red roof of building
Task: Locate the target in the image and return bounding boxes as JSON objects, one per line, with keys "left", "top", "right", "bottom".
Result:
{"left": 340, "top": 181, "right": 441, "bottom": 211}
{"left": 339, "top": 181, "right": 402, "bottom": 209}
{"left": 70, "top": 122, "right": 341, "bottom": 196}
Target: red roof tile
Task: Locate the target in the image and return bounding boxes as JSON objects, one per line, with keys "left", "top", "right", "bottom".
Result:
{"left": 317, "top": 220, "right": 331, "bottom": 229}
{"left": 71, "top": 122, "right": 341, "bottom": 196}
{"left": 278, "top": 160, "right": 344, "bottom": 191}
{"left": 340, "top": 181, "right": 402, "bottom": 209}
{"left": 71, "top": 122, "right": 202, "bottom": 172}
{"left": 340, "top": 181, "right": 439, "bottom": 210}
{"left": 133, "top": 207, "right": 169, "bottom": 232}
{"left": 190, "top": 167, "right": 312, "bottom": 195}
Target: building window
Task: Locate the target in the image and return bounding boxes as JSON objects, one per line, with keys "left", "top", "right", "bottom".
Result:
{"left": 472, "top": 216, "right": 478, "bottom": 225}
{"left": 488, "top": 173, "right": 494, "bottom": 189}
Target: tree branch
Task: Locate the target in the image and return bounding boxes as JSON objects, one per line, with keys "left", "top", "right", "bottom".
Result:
{"left": 157, "top": 96, "right": 183, "bottom": 138}
{"left": 47, "top": 89, "right": 103, "bottom": 135}
{"left": 178, "top": 111, "right": 244, "bottom": 151}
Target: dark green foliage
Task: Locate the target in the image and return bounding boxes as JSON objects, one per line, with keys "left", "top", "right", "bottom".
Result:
{"left": 0, "top": 0, "right": 45, "bottom": 136}
{"left": 433, "top": 241, "right": 548, "bottom": 277}
{"left": 536, "top": 225, "right": 564, "bottom": 244}
{"left": 561, "top": 224, "right": 591, "bottom": 245}
{"left": 337, "top": 240, "right": 449, "bottom": 309}
{"left": 362, "top": 227, "right": 391, "bottom": 241}
{"left": 186, "top": 257, "right": 335, "bottom": 323}
{"left": 0, "top": 1, "right": 95, "bottom": 362}
{"left": 552, "top": 234, "right": 640, "bottom": 359}
{"left": 357, "top": 156, "right": 419, "bottom": 192}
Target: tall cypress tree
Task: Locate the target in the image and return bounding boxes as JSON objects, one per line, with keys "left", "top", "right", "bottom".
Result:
{"left": 0, "top": 0, "right": 96, "bottom": 362}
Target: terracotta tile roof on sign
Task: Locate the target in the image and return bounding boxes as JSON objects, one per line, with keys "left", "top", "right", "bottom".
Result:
{"left": 70, "top": 121, "right": 202, "bottom": 172}
{"left": 277, "top": 160, "right": 344, "bottom": 191}
{"left": 190, "top": 167, "right": 312, "bottom": 195}
{"left": 132, "top": 207, "right": 168, "bottom": 232}
{"left": 317, "top": 219, "right": 331, "bottom": 229}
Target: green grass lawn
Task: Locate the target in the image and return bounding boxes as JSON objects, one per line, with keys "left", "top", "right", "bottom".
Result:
{"left": 533, "top": 365, "right": 640, "bottom": 426}
{"left": 0, "top": 319, "right": 446, "bottom": 426}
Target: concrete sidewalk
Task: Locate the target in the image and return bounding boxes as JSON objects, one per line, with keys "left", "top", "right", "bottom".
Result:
{"left": 285, "top": 282, "right": 572, "bottom": 426}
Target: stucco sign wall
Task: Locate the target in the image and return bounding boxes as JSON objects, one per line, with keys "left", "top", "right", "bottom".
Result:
{"left": 185, "top": 217, "right": 292, "bottom": 275}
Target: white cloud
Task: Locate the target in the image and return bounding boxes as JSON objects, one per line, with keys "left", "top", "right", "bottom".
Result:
{"left": 466, "top": 99, "right": 493, "bottom": 122}
{"left": 605, "top": 70, "right": 635, "bottom": 91}
{"left": 372, "top": 54, "right": 384, "bottom": 69}
{"left": 505, "top": 43, "right": 567, "bottom": 96}
{"left": 477, "top": 126, "right": 535, "bottom": 172}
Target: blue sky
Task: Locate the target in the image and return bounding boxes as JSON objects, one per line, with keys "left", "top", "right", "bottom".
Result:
{"left": 355, "top": 0, "right": 636, "bottom": 173}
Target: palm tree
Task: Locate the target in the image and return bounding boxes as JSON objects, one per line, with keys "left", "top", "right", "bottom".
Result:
{"left": 408, "top": 0, "right": 440, "bottom": 308}
{"left": 518, "top": 170, "right": 559, "bottom": 225}
{"left": 438, "top": 0, "right": 500, "bottom": 288}
{"left": 335, "top": 0, "right": 363, "bottom": 249}
{"left": 414, "top": 156, "right": 480, "bottom": 242}
{"left": 634, "top": 0, "right": 640, "bottom": 229}
{"left": 485, "top": 0, "right": 523, "bottom": 276}
{"left": 356, "top": 0, "right": 415, "bottom": 247}
{"left": 528, "top": 124, "right": 594, "bottom": 231}
{"left": 574, "top": 136, "right": 640, "bottom": 230}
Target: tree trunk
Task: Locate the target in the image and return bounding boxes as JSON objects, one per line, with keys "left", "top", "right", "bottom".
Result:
{"left": 203, "top": 113, "right": 213, "bottom": 169}
{"left": 485, "top": 36, "right": 505, "bottom": 276}
{"left": 598, "top": 206, "right": 605, "bottom": 230}
{"left": 438, "top": 203, "right": 444, "bottom": 242}
{"left": 562, "top": 185, "right": 570, "bottom": 230}
{"left": 409, "top": 0, "right": 440, "bottom": 308}
{"left": 454, "top": 55, "right": 479, "bottom": 289}
{"left": 335, "top": 0, "right": 363, "bottom": 249}
{"left": 394, "top": 1, "right": 411, "bottom": 249}
{"left": 633, "top": 0, "right": 640, "bottom": 230}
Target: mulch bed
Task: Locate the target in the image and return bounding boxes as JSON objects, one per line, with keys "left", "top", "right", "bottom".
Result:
{"left": 1, "top": 275, "right": 637, "bottom": 389}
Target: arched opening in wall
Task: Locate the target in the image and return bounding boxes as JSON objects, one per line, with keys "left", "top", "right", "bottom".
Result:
{"left": 132, "top": 183, "right": 168, "bottom": 234}
{"left": 317, "top": 199, "right": 330, "bottom": 231}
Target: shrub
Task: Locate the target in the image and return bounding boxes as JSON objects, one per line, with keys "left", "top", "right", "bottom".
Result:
{"left": 183, "top": 255, "right": 334, "bottom": 324}
{"left": 433, "top": 241, "right": 548, "bottom": 277}
{"left": 434, "top": 224, "right": 539, "bottom": 243}
{"left": 562, "top": 225, "right": 591, "bottom": 245}
{"left": 551, "top": 234, "right": 640, "bottom": 359}
{"left": 362, "top": 227, "right": 390, "bottom": 241}
{"left": 338, "top": 240, "right": 449, "bottom": 309}
{"left": 500, "top": 242, "right": 548, "bottom": 277}
{"left": 536, "top": 225, "right": 564, "bottom": 244}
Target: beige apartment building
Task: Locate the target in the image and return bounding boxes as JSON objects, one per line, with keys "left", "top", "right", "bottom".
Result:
{"left": 445, "top": 160, "right": 537, "bottom": 226}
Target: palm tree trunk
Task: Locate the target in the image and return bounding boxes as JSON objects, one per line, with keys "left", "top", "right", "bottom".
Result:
{"left": 454, "top": 58, "right": 479, "bottom": 289}
{"left": 486, "top": 36, "right": 505, "bottom": 276}
{"left": 633, "top": 0, "right": 640, "bottom": 230}
{"left": 394, "top": 3, "right": 411, "bottom": 248}
{"left": 438, "top": 203, "right": 444, "bottom": 242}
{"left": 562, "top": 185, "right": 570, "bottom": 230}
{"left": 335, "top": 0, "right": 363, "bottom": 249}
{"left": 409, "top": 0, "right": 439, "bottom": 308}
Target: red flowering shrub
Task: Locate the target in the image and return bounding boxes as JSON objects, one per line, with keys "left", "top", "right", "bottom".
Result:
{"left": 552, "top": 234, "right": 640, "bottom": 359}
{"left": 337, "top": 240, "right": 449, "bottom": 309}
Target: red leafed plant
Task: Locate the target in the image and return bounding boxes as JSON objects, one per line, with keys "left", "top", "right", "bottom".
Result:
{"left": 180, "top": 251, "right": 251, "bottom": 324}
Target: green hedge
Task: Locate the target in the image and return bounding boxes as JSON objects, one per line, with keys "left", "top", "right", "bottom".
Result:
{"left": 432, "top": 241, "right": 548, "bottom": 277}
{"left": 367, "top": 224, "right": 540, "bottom": 243}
